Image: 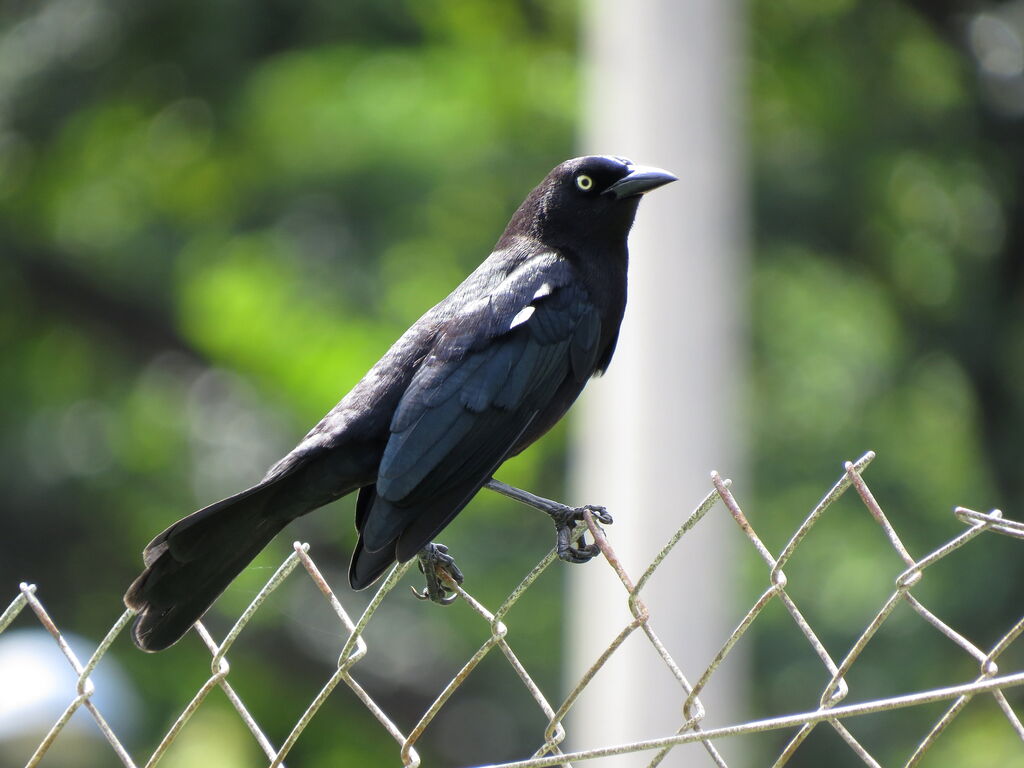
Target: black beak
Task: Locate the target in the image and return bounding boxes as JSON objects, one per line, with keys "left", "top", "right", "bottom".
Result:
{"left": 603, "top": 165, "right": 678, "bottom": 200}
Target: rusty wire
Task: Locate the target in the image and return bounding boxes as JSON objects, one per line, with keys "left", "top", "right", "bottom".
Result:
{"left": 3, "top": 450, "right": 1023, "bottom": 766}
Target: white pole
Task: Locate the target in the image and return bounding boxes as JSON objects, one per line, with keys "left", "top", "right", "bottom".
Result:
{"left": 569, "top": 1, "right": 747, "bottom": 765}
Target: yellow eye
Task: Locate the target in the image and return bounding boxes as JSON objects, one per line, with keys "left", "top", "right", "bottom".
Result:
{"left": 575, "top": 174, "right": 593, "bottom": 191}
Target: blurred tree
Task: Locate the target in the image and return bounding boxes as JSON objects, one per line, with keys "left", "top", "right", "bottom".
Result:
{"left": 750, "top": 0, "right": 1024, "bottom": 763}
{"left": 0, "top": 0, "right": 580, "bottom": 764}
{"left": 3, "top": 0, "right": 1023, "bottom": 765}
{"left": 902, "top": 0, "right": 1024, "bottom": 546}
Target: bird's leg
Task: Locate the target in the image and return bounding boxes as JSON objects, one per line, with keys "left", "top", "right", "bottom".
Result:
{"left": 484, "top": 479, "right": 613, "bottom": 564}
{"left": 412, "top": 542, "right": 464, "bottom": 605}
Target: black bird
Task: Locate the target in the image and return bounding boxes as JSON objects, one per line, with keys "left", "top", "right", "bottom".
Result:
{"left": 125, "top": 155, "right": 676, "bottom": 651}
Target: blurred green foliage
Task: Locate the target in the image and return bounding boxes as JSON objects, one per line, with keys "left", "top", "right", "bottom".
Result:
{"left": 1, "top": 1, "right": 579, "bottom": 765}
{"left": 750, "top": 0, "right": 1024, "bottom": 763}
{"left": 2, "top": 0, "right": 1023, "bottom": 766}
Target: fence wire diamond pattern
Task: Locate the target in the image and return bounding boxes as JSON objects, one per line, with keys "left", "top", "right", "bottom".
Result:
{"left": 3, "top": 451, "right": 1024, "bottom": 766}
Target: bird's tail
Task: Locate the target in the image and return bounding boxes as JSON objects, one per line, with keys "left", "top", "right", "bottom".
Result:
{"left": 124, "top": 482, "right": 288, "bottom": 652}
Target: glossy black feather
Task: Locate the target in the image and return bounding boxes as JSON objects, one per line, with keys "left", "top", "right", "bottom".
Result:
{"left": 125, "top": 155, "right": 673, "bottom": 650}
{"left": 360, "top": 271, "right": 597, "bottom": 556}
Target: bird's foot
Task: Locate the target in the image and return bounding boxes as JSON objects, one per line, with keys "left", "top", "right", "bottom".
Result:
{"left": 412, "top": 543, "right": 464, "bottom": 605}
{"left": 549, "top": 504, "right": 614, "bottom": 564}
{"left": 482, "top": 479, "right": 612, "bottom": 564}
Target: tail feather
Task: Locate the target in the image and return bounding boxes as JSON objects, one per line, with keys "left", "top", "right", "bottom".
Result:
{"left": 348, "top": 481, "right": 484, "bottom": 590}
{"left": 124, "top": 483, "right": 286, "bottom": 652}
{"left": 348, "top": 537, "right": 400, "bottom": 591}
{"left": 349, "top": 485, "right": 396, "bottom": 589}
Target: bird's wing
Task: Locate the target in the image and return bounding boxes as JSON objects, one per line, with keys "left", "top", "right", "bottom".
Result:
{"left": 357, "top": 252, "right": 602, "bottom": 562}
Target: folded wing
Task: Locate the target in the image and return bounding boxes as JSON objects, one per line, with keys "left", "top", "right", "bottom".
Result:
{"left": 349, "top": 253, "right": 602, "bottom": 587}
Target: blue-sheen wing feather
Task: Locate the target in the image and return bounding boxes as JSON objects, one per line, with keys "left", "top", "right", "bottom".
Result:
{"left": 570, "top": 306, "right": 602, "bottom": 382}
{"left": 359, "top": 254, "right": 602, "bottom": 560}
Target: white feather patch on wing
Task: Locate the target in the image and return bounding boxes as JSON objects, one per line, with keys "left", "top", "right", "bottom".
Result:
{"left": 533, "top": 281, "right": 554, "bottom": 300}
{"left": 509, "top": 305, "right": 535, "bottom": 329}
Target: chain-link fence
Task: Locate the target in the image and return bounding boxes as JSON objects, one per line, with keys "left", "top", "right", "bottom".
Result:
{"left": 3, "top": 451, "right": 1023, "bottom": 766}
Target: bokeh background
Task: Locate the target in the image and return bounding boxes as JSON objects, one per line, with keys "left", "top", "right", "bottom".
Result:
{"left": 2, "top": 0, "right": 1023, "bottom": 765}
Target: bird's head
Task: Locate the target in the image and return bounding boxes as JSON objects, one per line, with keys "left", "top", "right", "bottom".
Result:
{"left": 502, "top": 155, "right": 677, "bottom": 255}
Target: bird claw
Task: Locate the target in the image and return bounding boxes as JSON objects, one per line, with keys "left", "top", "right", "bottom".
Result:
{"left": 581, "top": 505, "right": 613, "bottom": 526}
{"left": 413, "top": 543, "right": 464, "bottom": 605}
{"left": 410, "top": 585, "right": 459, "bottom": 605}
{"left": 559, "top": 542, "right": 601, "bottom": 563}
{"left": 552, "top": 504, "right": 612, "bottom": 564}
{"left": 547, "top": 503, "right": 613, "bottom": 528}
